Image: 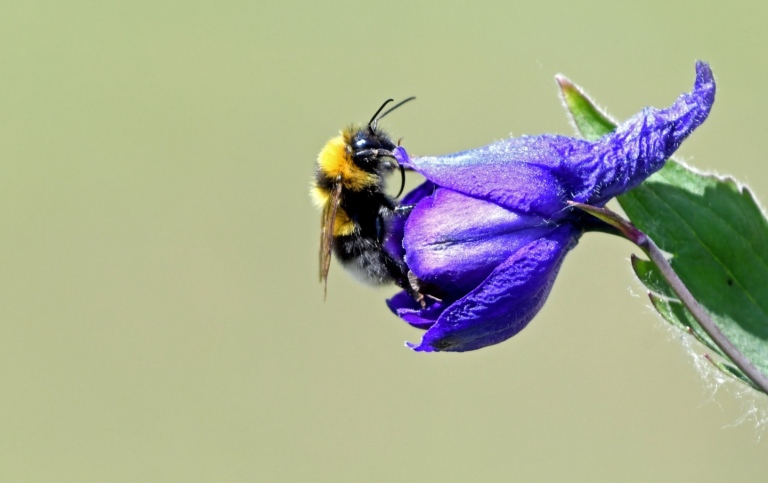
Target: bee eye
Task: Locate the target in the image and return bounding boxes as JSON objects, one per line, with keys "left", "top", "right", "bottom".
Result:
{"left": 355, "top": 136, "right": 382, "bottom": 151}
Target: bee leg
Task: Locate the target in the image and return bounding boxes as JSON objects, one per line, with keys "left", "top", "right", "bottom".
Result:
{"left": 407, "top": 271, "right": 444, "bottom": 308}
{"left": 394, "top": 204, "right": 414, "bottom": 216}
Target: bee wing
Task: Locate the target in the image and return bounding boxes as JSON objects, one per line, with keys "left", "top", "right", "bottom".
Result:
{"left": 319, "top": 181, "right": 343, "bottom": 299}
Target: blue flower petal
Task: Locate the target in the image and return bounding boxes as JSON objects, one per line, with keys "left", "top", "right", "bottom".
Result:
{"left": 408, "top": 224, "right": 580, "bottom": 352}
{"left": 397, "top": 62, "right": 715, "bottom": 216}
{"left": 383, "top": 181, "right": 435, "bottom": 261}
{"left": 388, "top": 62, "right": 716, "bottom": 353}
{"left": 386, "top": 291, "right": 445, "bottom": 330}
{"left": 570, "top": 60, "right": 716, "bottom": 205}
{"left": 399, "top": 142, "right": 573, "bottom": 218}
{"left": 404, "top": 188, "right": 558, "bottom": 298}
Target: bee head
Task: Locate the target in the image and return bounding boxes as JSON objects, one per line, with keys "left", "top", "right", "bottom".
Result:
{"left": 348, "top": 97, "right": 416, "bottom": 175}
{"left": 349, "top": 128, "right": 398, "bottom": 175}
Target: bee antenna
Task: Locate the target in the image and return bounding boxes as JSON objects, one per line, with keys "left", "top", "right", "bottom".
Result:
{"left": 368, "top": 99, "right": 394, "bottom": 131}
{"left": 369, "top": 96, "right": 417, "bottom": 131}
{"left": 395, "top": 163, "right": 406, "bottom": 198}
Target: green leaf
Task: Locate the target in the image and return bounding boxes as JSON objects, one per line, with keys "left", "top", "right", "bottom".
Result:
{"left": 559, "top": 75, "right": 768, "bottom": 389}
{"left": 621, "top": 164, "right": 768, "bottom": 377}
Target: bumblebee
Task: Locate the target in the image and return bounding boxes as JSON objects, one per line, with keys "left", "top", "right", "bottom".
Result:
{"left": 312, "top": 98, "right": 415, "bottom": 298}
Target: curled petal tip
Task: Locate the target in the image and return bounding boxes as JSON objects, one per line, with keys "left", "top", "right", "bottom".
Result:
{"left": 693, "top": 60, "right": 715, "bottom": 102}
{"left": 695, "top": 60, "right": 714, "bottom": 85}
{"left": 575, "top": 61, "right": 717, "bottom": 204}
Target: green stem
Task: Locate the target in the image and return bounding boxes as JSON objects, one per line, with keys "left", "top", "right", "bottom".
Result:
{"left": 569, "top": 201, "right": 768, "bottom": 395}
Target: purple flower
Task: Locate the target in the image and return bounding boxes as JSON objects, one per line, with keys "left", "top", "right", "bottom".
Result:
{"left": 387, "top": 61, "right": 716, "bottom": 352}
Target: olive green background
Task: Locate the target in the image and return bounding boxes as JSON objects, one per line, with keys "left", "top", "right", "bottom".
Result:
{"left": 1, "top": 1, "right": 767, "bottom": 481}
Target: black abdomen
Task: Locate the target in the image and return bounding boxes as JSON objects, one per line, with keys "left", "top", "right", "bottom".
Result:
{"left": 333, "top": 190, "right": 408, "bottom": 287}
{"left": 333, "top": 234, "right": 398, "bottom": 285}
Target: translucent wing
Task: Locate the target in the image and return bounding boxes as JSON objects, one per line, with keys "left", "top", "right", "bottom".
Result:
{"left": 319, "top": 180, "right": 342, "bottom": 299}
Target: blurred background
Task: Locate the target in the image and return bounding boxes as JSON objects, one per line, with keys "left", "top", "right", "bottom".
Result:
{"left": 1, "top": 0, "right": 766, "bottom": 481}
